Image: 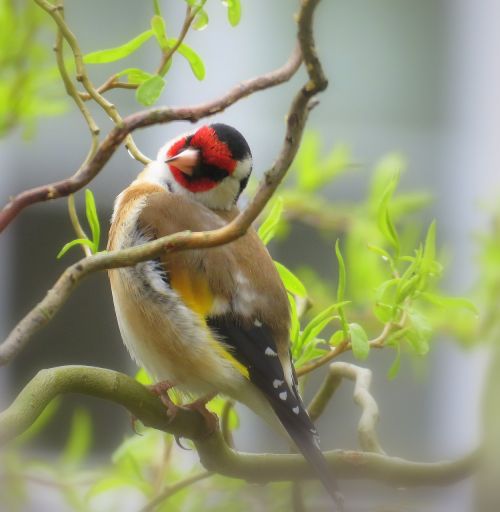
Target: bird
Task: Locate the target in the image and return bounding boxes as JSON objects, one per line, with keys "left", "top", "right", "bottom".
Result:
{"left": 107, "top": 123, "right": 340, "bottom": 506}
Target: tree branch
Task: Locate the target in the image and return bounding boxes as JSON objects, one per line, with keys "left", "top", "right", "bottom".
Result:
{"left": 0, "top": 39, "right": 301, "bottom": 234}
{"left": 0, "top": 366, "right": 480, "bottom": 488}
{"left": 0, "top": 0, "right": 318, "bottom": 365}
{"left": 308, "top": 363, "right": 385, "bottom": 454}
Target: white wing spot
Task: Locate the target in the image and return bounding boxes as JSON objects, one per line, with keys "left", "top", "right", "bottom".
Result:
{"left": 254, "top": 319, "right": 262, "bottom": 327}
{"left": 292, "top": 406, "right": 300, "bottom": 415}
{"left": 279, "top": 391, "right": 288, "bottom": 401}
{"left": 265, "top": 347, "right": 278, "bottom": 357}
{"left": 273, "top": 379, "right": 284, "bottom": 388}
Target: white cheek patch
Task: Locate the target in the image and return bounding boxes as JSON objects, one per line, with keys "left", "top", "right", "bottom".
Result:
{"left": 232, "top": 155, "right": 252, "bottom": 180}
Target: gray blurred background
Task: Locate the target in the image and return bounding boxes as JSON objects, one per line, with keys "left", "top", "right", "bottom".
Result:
{"left": 1, "top": 0, "right": 499, "bottom": 510}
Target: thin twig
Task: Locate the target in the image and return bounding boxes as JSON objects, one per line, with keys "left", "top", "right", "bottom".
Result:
{"left": 79, "top": 74, "right": 138, "bottom": 101}
{"left": 155, "top": 4, "right": 199, "bottom": 76}
{"left": 54, "top": 4, "right": 100, "bottom": 166}
{"left": 67, "top": 194, "right": 91, "bottom": 257}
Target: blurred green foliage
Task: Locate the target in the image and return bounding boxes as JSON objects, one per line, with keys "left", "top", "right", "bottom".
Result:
{"left": 0, "top": 0, "right": 66, "bottom": 137}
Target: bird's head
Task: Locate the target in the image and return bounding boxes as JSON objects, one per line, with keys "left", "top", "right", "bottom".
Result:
{"left": 153, "top": 123, "right": 252, "bottom": 210}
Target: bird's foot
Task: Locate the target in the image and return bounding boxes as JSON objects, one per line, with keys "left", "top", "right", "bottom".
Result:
{"left": 148, "top": 380, "right": 179, "bottom": 421}
{"left": 183, "top": 393, "right": 218, "bottom": 437}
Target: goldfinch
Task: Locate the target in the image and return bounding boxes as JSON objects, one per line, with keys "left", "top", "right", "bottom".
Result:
{"left": 108, "top": 123, "right": 339, "bottom": 503}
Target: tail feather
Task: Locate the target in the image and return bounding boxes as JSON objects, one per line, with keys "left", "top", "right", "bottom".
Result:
{"left": 269, "top": 395, "right": 342, "bottom": 510}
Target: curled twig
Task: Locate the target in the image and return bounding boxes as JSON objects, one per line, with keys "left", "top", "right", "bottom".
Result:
{"left": 308, "top": 362, "right": 385, "bottom": 454}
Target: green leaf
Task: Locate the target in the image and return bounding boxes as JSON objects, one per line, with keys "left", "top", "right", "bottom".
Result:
{"left": 84, "top": 30, "right": 154, "bottom": 64}
{"left": 395, "top": 274, "right": 420, "bottom": 304}
{"left": 85, "top": 189, "right": 100, "bottom": 253}
{"left": 136, "top": 75, "right": 165, "bottom": 106}
{"left": 406, "top": 310, "right": 431, "bottom": 355}
{"left": 116, "top": 67, "right": 154, "bottom": 85}
{"left": 274, "top": 261, "right": 307, "bottom": 297}
{"left": 151, "top": 15, "right": 168, "bottom": 50}
{"left": 57, "top": 238, "right": 95, "bottom": 259}
{"left": 376, "top": 172, "right": 400, "bottom": 252}
{"left": 373, "top": 302, "right": 394, "bottom": 323}
{"left": 61, "top": 408, "right": 92, "bottom": 468}
{"left": 258, "top": 197, "right": 284, "bottom": 245}
{"left": 300, "top": 302, "right": 349, "bottom": 347}
{"left": 367, "top": 244, "right": 392, "bottom": 262}
{"left": 421, "top": 220, "right": 437, "bottom": 276}
{"left": 349, "top": 322, "right": 370, "bottom": 360}
{"left": 371, "top": 153, "right": 406, "bottom": 207}
{"left": 295, "top": 338, "right": 328, "bottom": 368}
{"left": 288, "top": 294, "right": 300, "bottom": 352}
{"left": 387, "top": 345, "right": 401, "bottom": 380}
{"left": 329, "top": 330, "right": 345, "bottom": 346}
{"left": 335, "top": 239, "right": 349, "bottom": 335}
{"left": 193, "top": 8, "right": 209, "bottom": 30}
{"left": 224, "top": 0, "right": 242, "bottom": 26}
{"left": 418, "top": 292, "right": 478, "bottom": 314}
{"left": 335, "top": 239, "right": 346, "bottom": 303}
{"left": 299, "top": 316, "right": 337, "bottom": 350}
{"left": 168, "top": 39, "right": 205, "bottom": 80}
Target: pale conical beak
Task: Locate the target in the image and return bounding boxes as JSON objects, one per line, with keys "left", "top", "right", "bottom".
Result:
{"left": 165, "top": 148, "right": 200, "bottom": 176}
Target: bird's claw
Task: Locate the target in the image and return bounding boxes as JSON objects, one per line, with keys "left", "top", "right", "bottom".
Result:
{"left": 183, "top": 396, "right": 218, "bottom": 437}
{"left": 147, "top": 380, "right": 179, "bottom": 422}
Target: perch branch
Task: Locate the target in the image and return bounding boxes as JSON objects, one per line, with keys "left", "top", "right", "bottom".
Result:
{"left": 308, "top": 363, "right": 384, "bottom": 454}
{"left": 0, "top": 366, "right": 480, "bottom": 487}
{"left": 0, "top": 0, "right": 319, "bottom": 365}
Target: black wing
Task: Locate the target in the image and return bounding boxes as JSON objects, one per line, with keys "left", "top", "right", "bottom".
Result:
{"left": 207, "top": 315, "right": 340, "bottom": 505}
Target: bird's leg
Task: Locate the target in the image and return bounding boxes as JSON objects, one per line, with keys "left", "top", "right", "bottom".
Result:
{"left": 148, "top": 380, "right": 179, "bottom": 420}
{"left": 182, "top": 392, "right": 218, "bottom": 436}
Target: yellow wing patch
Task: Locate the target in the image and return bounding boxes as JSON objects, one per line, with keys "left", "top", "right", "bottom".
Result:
{"left": 170, "top": 268, "right": 213, "bottom": 316}
{"left": 170, "top": 269, "right": 249, "bottom": 379}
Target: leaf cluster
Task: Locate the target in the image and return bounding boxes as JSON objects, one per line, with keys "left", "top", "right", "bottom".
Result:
{"left": 83, "top": 0, "right": 241, "bottom": 107}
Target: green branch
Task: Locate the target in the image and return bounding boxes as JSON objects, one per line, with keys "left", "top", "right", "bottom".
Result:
{"left": 0, "top": 366, "right": 480, "bottom": 488}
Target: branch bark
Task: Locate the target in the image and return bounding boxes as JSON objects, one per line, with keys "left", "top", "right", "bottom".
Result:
{"left": 0, "top": 0, "right": 321, "bottom": 365}
{"left": 0, "top": 366, "right": 479, "bottom": 487}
